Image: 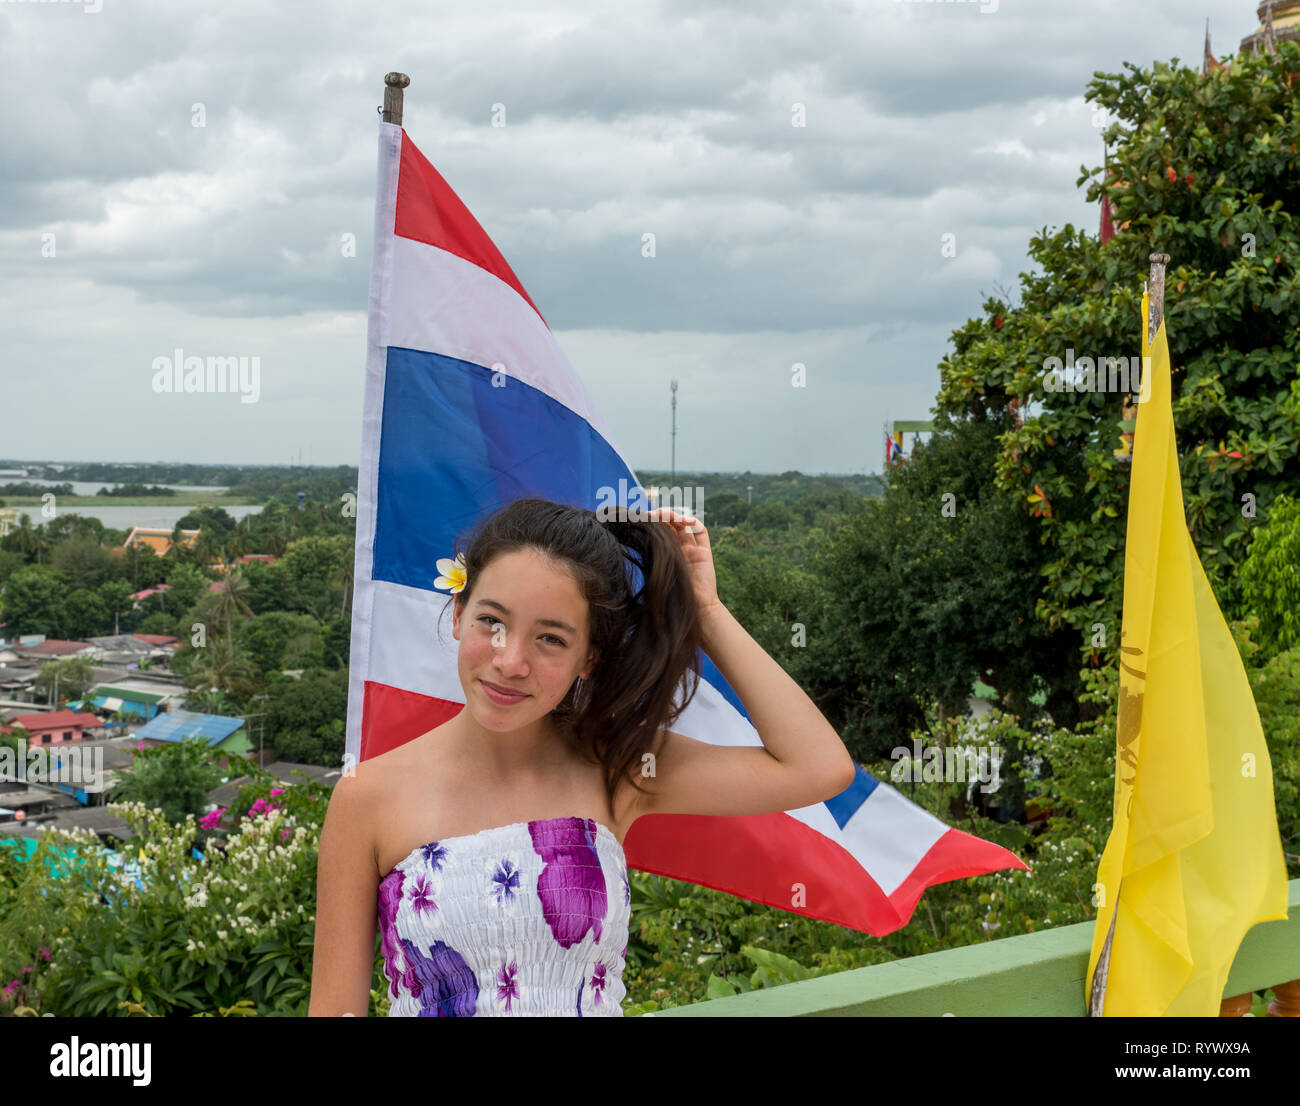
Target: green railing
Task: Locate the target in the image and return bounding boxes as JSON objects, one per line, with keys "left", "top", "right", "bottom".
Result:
{"left": 654, "top": 878, "right": 1300, "bottom": 1016}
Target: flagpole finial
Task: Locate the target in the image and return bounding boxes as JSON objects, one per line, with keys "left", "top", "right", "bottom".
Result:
{"left": 383, "top": 72, "right": 410, "bottom": 126}
{"left": 1147, "top": 252, "right": 1171, "bottom": 344}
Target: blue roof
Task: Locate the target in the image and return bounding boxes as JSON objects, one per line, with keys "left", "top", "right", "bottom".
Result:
{"left": 134, "top": 710, "right": 245, "bottom": 746}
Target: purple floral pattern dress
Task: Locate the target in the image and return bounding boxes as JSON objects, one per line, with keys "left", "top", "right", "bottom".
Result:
{"left": 377, "top": 816, "right": 631, "bottom": 1016}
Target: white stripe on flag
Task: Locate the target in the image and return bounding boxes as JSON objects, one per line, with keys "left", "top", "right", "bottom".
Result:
{"left": 840, "top": 783, "right": 948, "bottom": 896}
{"left": 387, "top": 236, "right": 629, "bottom": 459}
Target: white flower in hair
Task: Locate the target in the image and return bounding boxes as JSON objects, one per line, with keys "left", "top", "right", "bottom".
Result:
{"left": 434, "top": 552, "right": 468, "bottom": 593}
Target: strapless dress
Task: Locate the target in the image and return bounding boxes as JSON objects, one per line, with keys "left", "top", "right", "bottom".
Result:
{"left": 376, "top": 815, "right": 630, "bottom": 1016}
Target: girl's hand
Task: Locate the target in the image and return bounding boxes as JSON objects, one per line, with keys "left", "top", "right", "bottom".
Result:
{"left": 650, "top": 508, "right": 722, "bottom": 618}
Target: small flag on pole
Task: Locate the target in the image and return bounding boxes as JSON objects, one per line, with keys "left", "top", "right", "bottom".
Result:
{"left": 347, "top": 116, "right": 1028, "bottom": 937}
{"left": 1085, "top": 284, "right": 1290, "bottom": 1015}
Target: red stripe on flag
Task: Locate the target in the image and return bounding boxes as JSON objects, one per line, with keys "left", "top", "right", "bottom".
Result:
{"left": 624, "top": 812, "right": 1027, "bottom": 936}
{"left": 359, "top": 681, "right": 462, "bottom": 762}
{"left": 625, "top": 811, "right": 874, "bottom": 935}
{"left": 886, "top": 826, "right": 1031, "bottom": 926}
{"left": 393, "top": 128, "right": 548, "bottom": 327}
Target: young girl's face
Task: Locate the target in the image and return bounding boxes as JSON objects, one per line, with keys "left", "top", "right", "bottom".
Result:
{"left": 452, "top": 547, "right": 595, "bottom": 731}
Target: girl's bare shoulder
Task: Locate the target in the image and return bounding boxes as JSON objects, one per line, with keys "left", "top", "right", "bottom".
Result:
{"left": 331, "top": 728, "right": 450, "bottom": 813}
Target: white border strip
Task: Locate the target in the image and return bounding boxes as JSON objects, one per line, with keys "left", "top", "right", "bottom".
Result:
{"left": 345, "top": 121, "right": 403, "bottom": 768}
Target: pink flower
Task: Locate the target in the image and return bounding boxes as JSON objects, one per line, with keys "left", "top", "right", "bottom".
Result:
{"left": 249, "top": 798, "right": 269, "bottom": 815}
{"left": 269, "top": 788, "right": 285, "bottom": 797}
{"left": 279, "top": 827, "right": 290, "bottom": 842}
{"left": 136, "top": 740, "right": 144, "bottom": 750}
{"left": 38, "top": 947, "right": 51, "bottom": 961}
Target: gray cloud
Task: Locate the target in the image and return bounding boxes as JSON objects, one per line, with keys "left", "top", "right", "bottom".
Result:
{"left": 0, "top": 0, "right": 1258, "bottom": 471}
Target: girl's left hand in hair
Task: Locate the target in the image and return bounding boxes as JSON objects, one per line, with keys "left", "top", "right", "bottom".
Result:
{"left": 651, "top": 508, "right": 722, "bottom": 618}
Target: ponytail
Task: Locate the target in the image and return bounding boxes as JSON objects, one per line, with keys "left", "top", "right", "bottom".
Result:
{"left": 576, "top": 513, "right": 702, "bottom": 801}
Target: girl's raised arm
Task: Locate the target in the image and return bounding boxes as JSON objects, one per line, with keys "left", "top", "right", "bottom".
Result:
{"left": 631, "top": 510, "right": 856, "bottom": 821}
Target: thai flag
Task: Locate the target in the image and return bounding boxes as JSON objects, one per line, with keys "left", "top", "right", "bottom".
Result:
{"left": 347, "top": 120, "right": 1028, "bottom": 936}
{"left": 885, "top": 433, "right": 901, "bottom": 465}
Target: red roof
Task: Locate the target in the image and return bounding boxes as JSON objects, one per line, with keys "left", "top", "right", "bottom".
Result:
{"left": 21, "top": 640, "right": 93, "bottom": 656}
{"left": 132, "top": 633, "right": 180, "bottom": 646}
{"left": 2, "top": 710, "right": 102, "bottom": 732}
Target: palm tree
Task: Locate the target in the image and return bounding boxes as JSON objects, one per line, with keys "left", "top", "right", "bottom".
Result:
{"left": 188, "top": 633, "right": 258, "bottom": 706}
{"left": 30, "top": 524, "right": 51, "bottom": 566}
{"left": 229, "top": 520, "right": 254, "bottom": 560}
{"left": 191, "top": 527, "right": 223, "bottom": 572}
{"left": 13, "top": 514, "right": 36, "bottom": 561}
{"left": 334, "top": 558, "right": 355, "bottom": 620}
{"left": 266, "top": 521, "right": 288, "bottom": 558}
{"left": 204, "top": 567, "right": 255, "bottom": 646}
{"left": 185, "top": 686, "right": 238, "bottom": 715}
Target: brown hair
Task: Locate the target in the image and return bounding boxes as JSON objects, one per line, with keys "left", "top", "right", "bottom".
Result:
{"left": 444, "top": 496, "right": 702, "bottom": 807}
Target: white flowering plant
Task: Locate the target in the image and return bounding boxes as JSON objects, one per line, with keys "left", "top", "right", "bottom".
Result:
{"left": 2, "top": 788, "right": 329, "bottom": 1016}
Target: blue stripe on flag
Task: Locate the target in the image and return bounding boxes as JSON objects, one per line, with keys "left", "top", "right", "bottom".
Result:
{"left": 824, "top": 764, "right": 879, "bottom": 829}
{"left": 698, "top": 653, "right": 750, "bottom": 720}
{"left": 374, "top": 347, "right": 634, "bottom": 591}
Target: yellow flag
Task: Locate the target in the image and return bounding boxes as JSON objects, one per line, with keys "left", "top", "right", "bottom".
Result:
{"left": 1084, "top": 287, "right": 1290, "bottom": 1016}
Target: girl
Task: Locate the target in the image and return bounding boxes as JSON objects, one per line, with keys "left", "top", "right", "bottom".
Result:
{"left": 308, "top": 496, "right": 855, "bottom": 1016}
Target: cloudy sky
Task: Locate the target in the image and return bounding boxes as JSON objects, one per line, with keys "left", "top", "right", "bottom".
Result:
{"left": 0, "top": 0, "right": 1263, "bottom": 475}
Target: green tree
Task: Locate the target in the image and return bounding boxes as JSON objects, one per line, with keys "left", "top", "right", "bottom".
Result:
{"left": 1240, "top": 493, "right": 1300, "bottom": 661}
{"left": 801, "top": 420, "right": 1083, "bottom": 758}
{"left": 186, "top": 634, "right": 260, "bottom": 707}
{"left": 106, "top": 737, "right": 227, "bottom": 824}
{"left": 933, "top": 45, "right": 1300, "bottom": 664}
{"left": 703, "top": 492, "right": 750, "bottom": 528}
{"left": 33, "top": 657, "right": 97, "bottom": 707}
{"left": 59, "top": 588, "right": 110, "bottom": 640}
{"left": 200, "top": 569, "right": 255, "bottom": 650}
{"left": 50, "top": 535, "right": 117, "bottom": 591}
{"left": 238, "top": 610, "right": 322, "bottom": 673}
{"left": 0, "top": 549, "right": 26, "bottom": 585}
{"left": 279, "top": 535, "right": 352, "bottom": 620}
{"left": 96, "top": 578, "right": 136, "bottom": 634}
{"left": 1, "top": 567, "right": 67, "bottom": 636}
{"left": 262, "top": 670, "right": 349, "bottom": 765}
{"left": 320, "top": 616, "right": 350, "bottom": 669}
{"left": 160, "top": 562, "right": 210, "bottom": 628}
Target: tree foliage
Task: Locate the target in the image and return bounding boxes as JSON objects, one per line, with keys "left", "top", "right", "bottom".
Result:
{"left": 934, "top": 46, "right": 1300, "bottom": 660}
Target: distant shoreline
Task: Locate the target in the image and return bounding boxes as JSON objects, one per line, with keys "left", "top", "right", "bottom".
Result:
{"left": 0, "top": 494, "right": 261, "bottom": 508}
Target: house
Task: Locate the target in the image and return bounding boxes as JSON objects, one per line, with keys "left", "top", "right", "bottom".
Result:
{"left": 129, "top": 584, "right": 172, "bottom": 605}
{"left": 84, "top": 684, "right": 174, "bottom": 721}
{"left": 205, "top": 759, "right": 341, "bottom": 810}
{"left": 133, "top": 710, "right": 251, "bottom": 766}
{"left": 12, "top": 639, "right": 95, "bottom": 661}
{"left": 0, "top": 709, "right": 104, "bottom": 746}
{"left": 0, "top": 805, "right": 136, "bottom": 846}
{"left": 131, "top": 633, "right": 180, "bottom": 649}
{"left": 85, "top": 633, "right": 179, "bottom": 668}
{"left": 211, "top": 553, "right": 276, "bottom": 575}
{"left": 0, "top": 666, "right": 39, "bottom": 703}
{"left": 0, "top": 783, "right": 73, "bottom": 825}
{"left": 123, "top": 527, "right": 200, "bottom": 556}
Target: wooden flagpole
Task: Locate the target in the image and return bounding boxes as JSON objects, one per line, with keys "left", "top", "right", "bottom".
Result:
{"left": 1088, "top": 249, "right": 1171, "bottom": 1016}
{"left": 382, "top": 72, "right": 409, "bottom": 125}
